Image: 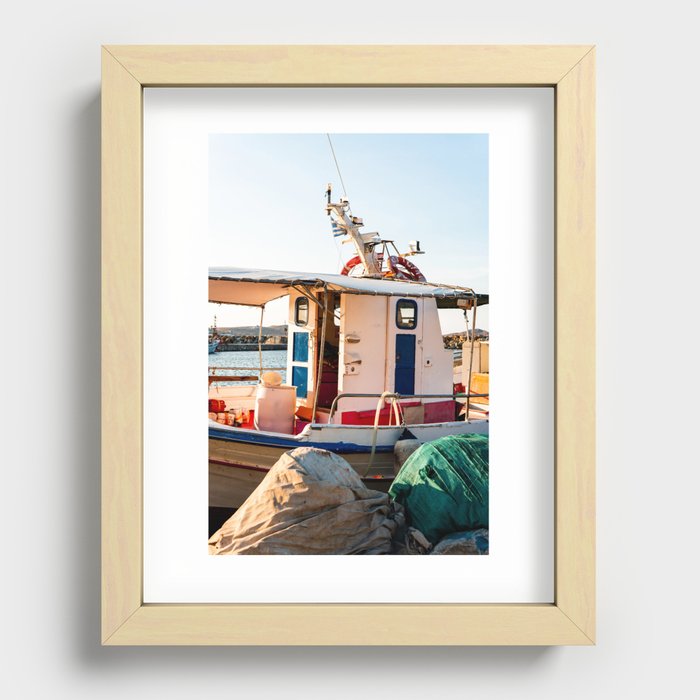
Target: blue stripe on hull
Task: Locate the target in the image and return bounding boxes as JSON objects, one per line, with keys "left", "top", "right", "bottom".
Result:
{"left": 208, "top": 426, "right": 392, "bottom": 454}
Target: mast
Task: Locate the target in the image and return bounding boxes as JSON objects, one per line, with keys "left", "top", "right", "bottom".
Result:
{"left": 326, "top": 184, "right": 382, "bottom": 276}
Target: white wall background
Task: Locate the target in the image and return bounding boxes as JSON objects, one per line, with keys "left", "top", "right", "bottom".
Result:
{"left": 2, "top": 1, "right": 698, "bottom": 698}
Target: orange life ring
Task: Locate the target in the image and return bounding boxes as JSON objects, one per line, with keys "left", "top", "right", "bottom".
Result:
{"left": 339, "top": 254, "right": 364, "bottom": 276}
{"left": 386, "top": 255, "right": 427, "bottom": 282}
{"left": 341, "top": 253, "right": 426, "bottom": 282}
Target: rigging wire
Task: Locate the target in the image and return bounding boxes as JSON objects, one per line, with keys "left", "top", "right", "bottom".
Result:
{"left": 326, "top": 133, "right": 348, "bottom": 198}
{"left": 326, "top": 133, "right": 348, "bottom": 270}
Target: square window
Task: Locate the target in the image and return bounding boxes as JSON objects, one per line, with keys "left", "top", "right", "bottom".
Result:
{"left": 396, "top": 299, "right": 418, "bottom": 329}
{"left": 295, "top": 297, "right": 309, "bottom": 326}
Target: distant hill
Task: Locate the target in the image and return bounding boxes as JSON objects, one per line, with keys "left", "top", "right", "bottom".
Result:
{"left": 443, "top": 329, "right": 489, "bottom": 349}
{"left": 216, "top": 324, "right": 287, "bottom": 337}
{"left": 214, "top": 324, "right": 488, "bottom": 345}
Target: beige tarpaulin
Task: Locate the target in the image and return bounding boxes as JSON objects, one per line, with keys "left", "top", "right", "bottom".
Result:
{"left": 209, "top": 447, "right": 400, "bottom": 555}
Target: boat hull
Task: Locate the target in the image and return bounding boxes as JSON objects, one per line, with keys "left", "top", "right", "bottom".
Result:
{"left": 208, "top": 419, "right": 488, "bottom": 508}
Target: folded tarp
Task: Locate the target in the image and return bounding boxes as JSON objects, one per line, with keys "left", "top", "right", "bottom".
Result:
{"left": 209, "top": 447, "right": 399, "bottom": 555}
{"left": 431, "top": 529, "right": 489, "bottom": 555}
{"left": 389, "top": 433, "right": 489, "bottom": 545}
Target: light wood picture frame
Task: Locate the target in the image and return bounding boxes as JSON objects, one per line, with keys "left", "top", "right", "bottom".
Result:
{"left": 101, "top": 45, "right": 595, "bottom": 646}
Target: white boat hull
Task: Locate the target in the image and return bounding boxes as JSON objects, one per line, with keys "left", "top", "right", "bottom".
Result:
{"left": 209, "top": 419, "right": 488, "bottom": 508}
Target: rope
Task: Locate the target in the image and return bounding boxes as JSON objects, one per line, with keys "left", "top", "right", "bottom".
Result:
{"left": 364, "top": 391, "right": 396, "bottom": 476}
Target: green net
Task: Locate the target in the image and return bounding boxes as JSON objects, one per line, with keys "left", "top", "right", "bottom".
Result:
{"left": 389, "top": 433, "right": 489, "bottom": 544}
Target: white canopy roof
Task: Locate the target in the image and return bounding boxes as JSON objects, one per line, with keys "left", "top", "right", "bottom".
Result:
{"left": 209, "top": 267, "right": 488, "bottom": 308}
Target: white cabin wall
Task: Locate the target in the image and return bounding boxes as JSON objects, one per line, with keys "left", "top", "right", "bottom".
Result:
{"left": 338, "top": 295, "right": 389, "bottom": 415}
{"left": 383, "top": 298, "right": 453, "bottom": 402}
{"left": 384, "top": 297, "right": 420, "bottom": 397}
{"left": 418, "top": 298, "right": 454, "bottom": 398}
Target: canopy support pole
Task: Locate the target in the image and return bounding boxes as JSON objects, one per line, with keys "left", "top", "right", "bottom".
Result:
{"left": 465, "top": 301, "right": 478, "bottom": 422}
{"left": 291, "top": 285, "right": 324, "bottom": 310}
{"left": 258, "top": 305, "right": 264, "bottom": 378}
{"left": 311, "top": 287, "right": 328, "bottom": 424}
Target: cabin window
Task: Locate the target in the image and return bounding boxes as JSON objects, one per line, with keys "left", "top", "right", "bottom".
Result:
{"left": 295, "top": 296, "right": 309, "bottom": 326}
{"left": 396, "top": 299, "right": 418, "bottom": 329}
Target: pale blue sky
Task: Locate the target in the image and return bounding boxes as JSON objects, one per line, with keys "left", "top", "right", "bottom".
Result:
{"left": 209, "top": 133, "right": 488, "bottom": 332}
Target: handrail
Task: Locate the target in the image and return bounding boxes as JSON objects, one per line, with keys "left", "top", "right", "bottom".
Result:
{"left": 209, "top": 367, "right": 281, "bottom": 372}
{"left": 327, "top": 391, "right": 489, "bottom": 423}
{"left": 208, "top": 375, "right": 259, "bottom": 384}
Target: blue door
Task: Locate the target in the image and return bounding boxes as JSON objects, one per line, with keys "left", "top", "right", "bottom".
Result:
{"left": 395, "top": 334, "right": 416, "bottom": 394}
{"left": 291, "top": 331, "right": 309, "bottom": 397}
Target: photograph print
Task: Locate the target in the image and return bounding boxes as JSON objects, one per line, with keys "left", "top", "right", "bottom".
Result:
{"left": 207, "top": 133, "right": 489, "bottom": 555}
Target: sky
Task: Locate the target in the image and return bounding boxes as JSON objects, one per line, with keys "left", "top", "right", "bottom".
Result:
{"left": 208, "top": 133, "right": 488, "bottom": 333}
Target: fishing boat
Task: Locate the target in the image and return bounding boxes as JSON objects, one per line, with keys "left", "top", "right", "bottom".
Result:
{"left": 208, "top": 187, "right": 489, "bottom": 508}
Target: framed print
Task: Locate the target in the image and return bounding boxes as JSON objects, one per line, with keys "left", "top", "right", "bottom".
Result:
{"left": 102, "top": 45, "right": 595, "bottom": 645}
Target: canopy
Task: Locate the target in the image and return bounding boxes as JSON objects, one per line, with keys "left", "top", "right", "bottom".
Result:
{"left": 209, "top": 267, "right": 488, "bottom": 308}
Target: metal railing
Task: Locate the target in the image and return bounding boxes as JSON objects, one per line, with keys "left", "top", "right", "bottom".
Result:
{"left": 326, "top": 391, "right": 489, "bottom": 423}
{"left": 208, "top": 367, "right": 281, "bottom": 372}
{"left": 208, "top": 367, "right": 283, "bottom": 384}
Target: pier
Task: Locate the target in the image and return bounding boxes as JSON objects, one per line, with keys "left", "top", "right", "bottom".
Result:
{"left": 217, "top": 343, "right": 287, "bottom": 352}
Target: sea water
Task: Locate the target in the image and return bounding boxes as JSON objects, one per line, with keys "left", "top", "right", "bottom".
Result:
{"left": 208, "top": 349, "right": 288, "bottom": 384}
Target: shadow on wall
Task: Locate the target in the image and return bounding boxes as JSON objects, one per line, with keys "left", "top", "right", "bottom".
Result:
{"left": 68, "top": 90, "right": 102, "bottom": 661}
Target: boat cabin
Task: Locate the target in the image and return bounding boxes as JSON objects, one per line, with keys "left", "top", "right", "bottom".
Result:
{"left": 208, "top": 269, "right": 488, "bottom": 434}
